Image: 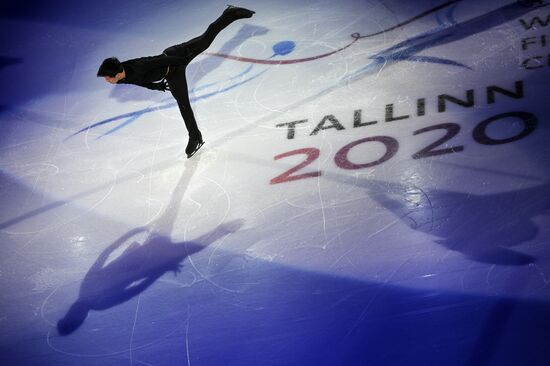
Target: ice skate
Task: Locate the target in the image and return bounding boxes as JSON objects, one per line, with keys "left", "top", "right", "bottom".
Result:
{"left": 224, "top": 5, "right": 255, "bottom": 19}
{"left": 186, "top": 138, "right": 204, "bottom": 159}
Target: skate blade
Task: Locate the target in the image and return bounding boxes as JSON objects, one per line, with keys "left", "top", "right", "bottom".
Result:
{"left": 187, "top": 141, "right": 205, "bottom": 159}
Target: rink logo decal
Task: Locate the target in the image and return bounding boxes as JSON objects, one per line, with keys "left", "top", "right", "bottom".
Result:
{"left": 276, "top": 81, "right": 525, "bottom": 140}
{"left": 271, "top": 111, "right": 537, "bottom": 185}
{"left": 271, "top": 80, "right": 538, "bottom": 185}
{"left": 269, "top": 3, "right": 550, "bottom": 185}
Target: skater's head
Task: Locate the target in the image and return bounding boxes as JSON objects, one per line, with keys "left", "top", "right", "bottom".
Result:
{"left": 97, "top": 57, "right": 125, "bottom": 84}
{"left": 57, "top": 300, "right": 90, "bottom": 336}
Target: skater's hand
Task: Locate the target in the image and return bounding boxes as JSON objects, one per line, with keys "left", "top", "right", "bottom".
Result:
{"left": 145, "top": 80, "right": 170, "bottom": 92}
{"left": 140, "top": 81, "right": 170, "bottom": 92}
{"left": 157, "top": 80, "right": 170, "bottom": 92}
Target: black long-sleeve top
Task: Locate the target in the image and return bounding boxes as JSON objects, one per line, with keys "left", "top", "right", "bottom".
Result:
{"left": 117, "top": 54, "right": 189, "bottom": 91}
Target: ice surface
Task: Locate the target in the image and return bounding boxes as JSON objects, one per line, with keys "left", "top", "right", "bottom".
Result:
{"left": 1, "top": 0, "right": 550, "bottom": 365}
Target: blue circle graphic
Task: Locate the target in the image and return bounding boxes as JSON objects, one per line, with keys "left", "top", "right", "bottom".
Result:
{"left": 272, "top": 41, "right": 296, "bottom": 56}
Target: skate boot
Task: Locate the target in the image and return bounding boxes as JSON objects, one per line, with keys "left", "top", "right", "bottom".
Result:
{"left": 186, "top": 138, "right": 204, "bottom": 159}
{"left": 224, "top": 5, "right": 255, "bottom": 19}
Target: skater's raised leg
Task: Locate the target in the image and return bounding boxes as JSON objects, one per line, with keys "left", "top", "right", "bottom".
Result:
{"left": 165, "top": 6, "right": 255, "bottom": 60}
{"left": 98, "top": 6, "right": 256, "bottom": 160}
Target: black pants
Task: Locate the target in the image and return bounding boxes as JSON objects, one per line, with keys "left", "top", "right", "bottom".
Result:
{"left": 164, "top": 10, "right": 237, "bottom": 141}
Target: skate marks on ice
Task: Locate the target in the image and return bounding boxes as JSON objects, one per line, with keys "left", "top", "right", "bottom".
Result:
{"left": 0, "top": 154, "right": 181, "bottom": 231}
{"left": 56, "top": 155, "right": 244, "bottom": 335}
{"left": 218, "top": 148, "right": 549, "bottom": 266}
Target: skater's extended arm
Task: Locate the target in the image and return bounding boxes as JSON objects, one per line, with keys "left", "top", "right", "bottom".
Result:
{"left": 98, "top": 55, "right": 183, "bottom": 87}
{"left": 90, "top": 227, "right": 148, "bottom": 272}
{"left": 115, "top": 55, "right": 189, "bottom": 89}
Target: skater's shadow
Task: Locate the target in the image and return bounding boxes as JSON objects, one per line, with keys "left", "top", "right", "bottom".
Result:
{"left": 109, "top": 23, "right": 269, "bottom": 103}
{"left": 57, "top": 156, "right": 244, "bottom": 335}
{"left": 364, "top": 179, "right": 550, "bottom": 265}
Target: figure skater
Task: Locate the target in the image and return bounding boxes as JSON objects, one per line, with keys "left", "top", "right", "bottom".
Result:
{"left": 97, "top": 5, "right": 255, "bottom": 158}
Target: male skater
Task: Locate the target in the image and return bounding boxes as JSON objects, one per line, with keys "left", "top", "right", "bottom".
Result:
{"left": 97, "top": 5, "right": 255, "bottom": 158}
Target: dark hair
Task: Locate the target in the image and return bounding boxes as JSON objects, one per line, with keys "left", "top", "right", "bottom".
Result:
{"left": 97, "top": 57, "right": 123, "bottom": 77}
